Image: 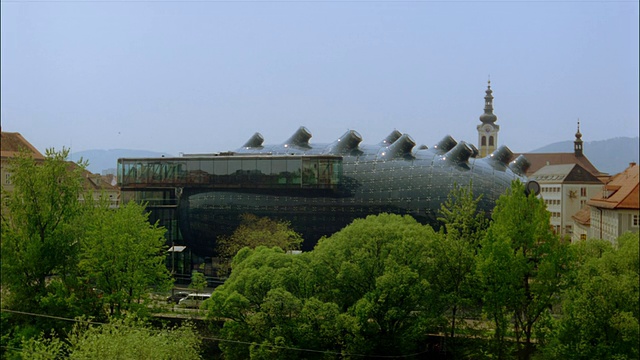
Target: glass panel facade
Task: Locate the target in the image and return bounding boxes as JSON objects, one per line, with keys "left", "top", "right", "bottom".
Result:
{"left": 117, "top": 156, "right": 342, "bottom": 191}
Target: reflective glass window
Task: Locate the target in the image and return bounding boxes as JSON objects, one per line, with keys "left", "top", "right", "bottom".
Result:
{"left": 187, "top": 160, "right": 204, "bottom": 184}
{"left": 201, "top": 160, "right": 214, "bottom": 177}
{"left": 254, "top": 159, "right": 271, "bottom": 185}
{"left": 214, "top": 160, "right": 228, "bottom": 185}
{"left": 302, "top": 158, "right": 319, "bottom": 186}
{"left": 175, "top": 162, "right": 187, "bottom": 182}
{"left": 241, "top": 159, "right": 257, "bottom": 182}
{"left": 272, "top": 160, "right": 287, "bottom": 185}
{"left": 228, "top": 160, "right": 242, "bottom": 175}
{"left": 256, "top": 159, "right": 271, "bottom": 176}
{"left": 288, "top": 159, "right": 301, "bottom": 184}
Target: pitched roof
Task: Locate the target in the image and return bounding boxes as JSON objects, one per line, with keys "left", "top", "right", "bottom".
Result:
{"left": 514, "top": 152, "right": 604, "bottom": 178}
{"left": 1, "top": 131, "right": 45, "bottom": 160}
{"left": 572, "top": 205, "right": 591, "bottom": 226}
{"left": 530, "top": 163, "right": 603, "bottom": 184}
{"left": 66, "top": 161, "right": 118, "bottom": 191}
{"left": 587, "top": 163, "right": 639, "bottom": 210}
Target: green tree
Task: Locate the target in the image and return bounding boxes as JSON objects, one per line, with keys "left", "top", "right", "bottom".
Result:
{"left": 307, "top": 214, "right": 443, "bottom": 355}
{"left": 477, "top": 180, "right": 571, "bottom": 358}
{"left": 13, "top": 317, "right": 201, "bottom": 360}
{"left": 537, "top": 233, "right": 639, "bottom": 360}
{"left": 206, "top": 214, "right": 443, "bottom": 358}
{"left": 0, "top": 148, "right": 103, "bottom": 355}
{"left": 435, "top": 182, "right": 488, "bottom": 345}
{"left": 1, "top": 148, "right": 88, "bottom": 309}
{"left": 78, "top": 201, "right": 173, "bottom": 316}
{"left": 189, "top": 271, "right": 208, "bottom": 294}
{"left": 215, "top": 214, "right": 303, "bottom": 276}
{"left": 206, "top": 246, "right": 353, "bottom": 360}
{"left": 438, "top": 181, "right": 488, "bottom": 249}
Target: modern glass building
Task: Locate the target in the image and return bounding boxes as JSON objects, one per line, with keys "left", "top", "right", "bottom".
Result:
{"left": 118, "top": 128, "right": 531, "bottom": 278}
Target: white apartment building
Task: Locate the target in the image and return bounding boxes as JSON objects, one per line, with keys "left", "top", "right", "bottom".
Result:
{"left": 530, "top": 163, "right": 603, "bottom": 237}
{"left": 586, "top": 163, "right": 639, "bottom": 243}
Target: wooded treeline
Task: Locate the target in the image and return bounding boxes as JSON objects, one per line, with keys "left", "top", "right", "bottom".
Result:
{"left": 1, "top": 149, "right": 638, "bottom": 359}
{"left": 205, "top": 182, "right": 639, "bottom": 360}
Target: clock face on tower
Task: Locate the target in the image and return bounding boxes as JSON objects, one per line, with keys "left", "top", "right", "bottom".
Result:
{"left": 484, "top": 125, "right": 492, "bottom": 133}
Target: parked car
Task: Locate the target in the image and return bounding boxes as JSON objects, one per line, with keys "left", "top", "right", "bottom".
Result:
{"left": 166, "top": 291, "right": 191, "bottom": 304}
{"left": 178, "top": 293, "right": 211, "bottom": 308}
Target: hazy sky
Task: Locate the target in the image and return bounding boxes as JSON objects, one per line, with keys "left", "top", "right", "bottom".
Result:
{"left": 1, "top": 0, "right": 638, "bottom": 157}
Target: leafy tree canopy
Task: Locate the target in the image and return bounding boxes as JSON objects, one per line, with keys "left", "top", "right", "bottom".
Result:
{"left": 79, "top": 201, "right": 173, "bottom": 316}
{"left": 216, "top": 214, "right": 303, "bottom": 260}
{"left": 206, "top": 214, "right": 444, "bottom": 358}
{"left": 538, "top": 232, "right": 639, "bottom": 360}
{"left": 1, "top": 148, "right": 88, "bottom": 308}
{"left": 14, "top": 317, "right": 201, "bottom": 360}
{"left": 477, "top": 180, "right": 571, "bottom": 356}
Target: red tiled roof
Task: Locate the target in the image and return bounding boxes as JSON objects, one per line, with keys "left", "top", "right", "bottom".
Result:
{"left": 587, "top": 164, "right": 639, "bottom": 210}
{"left": 1, "top": 131, "right": 45, "bottom": 160}
{"left": 515, "top": 152, "right": 604, "bottom": 178}
{"left": 66, "top": 161, "right": 118, "bottom": 191}
{"left": 572, "top": 205, "right": 591, "bottom": 226}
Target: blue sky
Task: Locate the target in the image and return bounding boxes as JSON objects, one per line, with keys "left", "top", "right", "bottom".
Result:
{"left": 1, "top": 0, "right": 638, "bottom": 156}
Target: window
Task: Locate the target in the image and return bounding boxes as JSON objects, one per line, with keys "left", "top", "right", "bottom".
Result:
{"left": 489, "top": 136, "right": 494, "bottom": 146}
{"left": 4, "top": 173, "right": 10, "bottom": 185}
{"left": 481, "top": 136, "right": 486, "bottom": 146}
{"left": 580, "top": 187, "right": 587, "bottom": 197}
{"left": 580, "top": 234, "right": 587, "bottom": 240}
{"left": 633, "top": 214, "right": 639, "bottom": 227}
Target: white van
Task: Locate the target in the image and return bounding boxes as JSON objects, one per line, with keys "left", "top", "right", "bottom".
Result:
{"left": 178, "top": 293, "right": 211, "bottom": 308}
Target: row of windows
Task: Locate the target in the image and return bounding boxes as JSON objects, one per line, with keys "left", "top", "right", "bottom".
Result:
{"left": 541, "top": 187, "right": 560, "bottom": 193}
{"left": 545, "top": 199, "right": 561, "bottom": 206}
{"left": 550, "top": 211, "right": 561, "bottom": 218}
{"left": 540, "top": 186, "right": 590, "bottom": 197}
{"left": 118, "top": 156, "right": 342, "bottom": 189}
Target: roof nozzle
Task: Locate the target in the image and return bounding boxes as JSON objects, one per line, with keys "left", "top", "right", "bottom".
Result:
{"left": 487, "top": 145, "right": 514, "bottom": 170}
{"left": 284, "top": 126, "right": 312, "bottom": 149}
{"left": 325, "top": 130, "right": 363, "bottom": 154}
{"left": 432, "top": 135, "right": 457, "bottom": 154}
{"left": 242, "top": 132, "right": 264, "bottom": 148}
{"left": 467, "top": 143, "right": 479, "bottom": 158}
{"left": 379, "top": 133, "right": 415, "bottom": 159}
{"left": 509, "top": 155, "right": 531, "bottom": 176}
{"left": 379, "top": 130, "right": 402, "bottom": 146}
{"left": 444, "top": 142, "right": 473, "bottom": 163}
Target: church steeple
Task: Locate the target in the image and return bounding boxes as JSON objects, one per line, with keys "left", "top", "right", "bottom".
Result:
{"left": 477, "top": 79, "right": 500, "bottom": 157}
{"left": 479, "top": 80, "right": 498, "bottom": 124}
{"left": 574, "top": 119, "right": 583, "bottom": 157}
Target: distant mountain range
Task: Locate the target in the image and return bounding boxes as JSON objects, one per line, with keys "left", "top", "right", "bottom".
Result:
{"left": 75, "top": 137, "right": 639, "bottom": 177}
{"left": 528, "top": 136, "right": 639, "bottom": 175}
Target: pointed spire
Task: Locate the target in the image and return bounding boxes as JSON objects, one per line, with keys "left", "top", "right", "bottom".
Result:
{"left": 479, "top": 79, "right": 497, "bottom": 124}
{"left": 574, "top": 118, "right": 583, "bottom": 157}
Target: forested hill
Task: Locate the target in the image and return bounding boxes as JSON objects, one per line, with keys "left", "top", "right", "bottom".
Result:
{"left": 528, "top": 136, "right": 639, "bottom": 175}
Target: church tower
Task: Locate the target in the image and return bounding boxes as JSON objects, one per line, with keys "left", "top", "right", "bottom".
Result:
{"left": 574, "top": 119, "right": 583, "bottom": 157}
{"left": 477, "top": 80, "right": 500, "bottom": 157}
